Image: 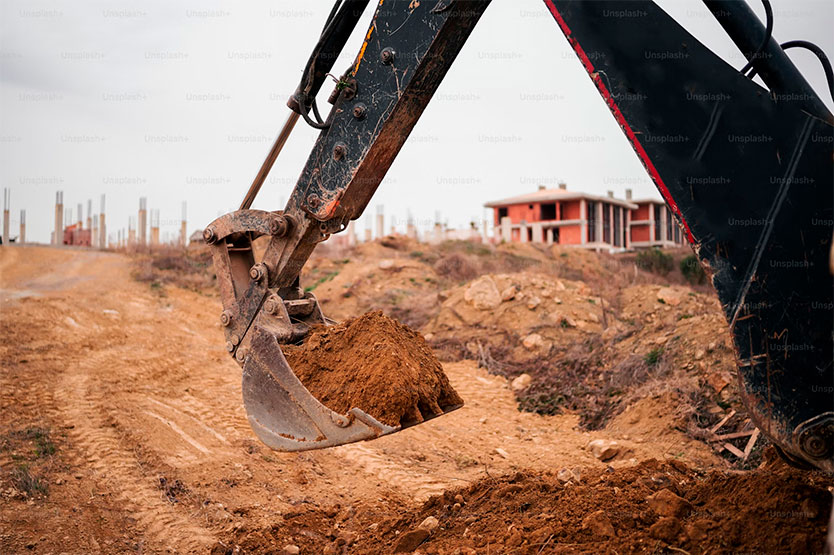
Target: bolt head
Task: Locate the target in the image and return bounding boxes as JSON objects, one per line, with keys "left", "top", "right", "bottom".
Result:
{"left": 235, "top": 349, "right": 247, "bottom": 363}
{"left": 225, "top": 341, "right": 235, "bottom": 353}
{"left": 268, "top": 215, "right": 288, "bottom": 237}
{"left": 220, "top": 311, "right": 232, "bottom": 326}
{"left": 249, "top": 264, "right": 266, "bottom": 282}
{"left": 333, "top": 143, "right": 347, "bottom": 161}
{"left": 263, "top": 297, "right": 279, "bottom": 315}
{"left": 380, "top": 48, "right": 395, "bottom": 64}
{"left": 306, "top": 194, "right": 321, "bottom": 210}
{"left": 203, "top": 227, "right": 217, "bottom": 244}
{"left": 352, "top": 103, "right": 367, "bottom": 119}
{"left": 230, "top": 334, "right": 240, "bottom": 346}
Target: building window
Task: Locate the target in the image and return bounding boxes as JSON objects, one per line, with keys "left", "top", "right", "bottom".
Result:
{"left": 613, "top": 206, "right": 621, "bottom": 247}
{"left": 498, "top": 207, "right": 507, "bottom": 222}
{"left": 602, "top": 203, "right": 611, "bottom": 244}
{"left": 587, "top": 201, "right": 597, "bottom": 242}
{"left": 653, "top": 204, "right": 662, "bottom": 241}
{"left": 540, "top": 203, "right": 556, "bottom": 221}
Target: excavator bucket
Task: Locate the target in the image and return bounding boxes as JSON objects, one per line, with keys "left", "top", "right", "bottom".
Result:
{"left": 204, "top": 209, "right": 461, "bottom": 451}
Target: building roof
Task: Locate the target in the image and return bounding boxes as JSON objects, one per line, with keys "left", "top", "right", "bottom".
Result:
{"left": 484, "top": 187, "right": 638, "bottom": 210}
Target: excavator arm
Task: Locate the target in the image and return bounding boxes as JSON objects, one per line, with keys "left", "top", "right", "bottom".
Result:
{"left": 205, "top": 0, "right": 834, "bottom": 472}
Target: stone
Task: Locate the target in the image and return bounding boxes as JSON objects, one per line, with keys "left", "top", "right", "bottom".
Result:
{"left": 418, "top": 516, "right": 439, "bottom": 532}
{"left": 526, "top": 296, "right": 541, "bottom": 310}
{"left": 394, "top": 529, "right": 430, "bottom": 552}
{"left": 587, "top": 439, "right": 620, "bottom": 461}
{"left": 495, "top": 447, "right": 510, "bottom": 459}
{"left": 322, "top": 542, "right": 339, "bottom": 555}
{"left": 694, "top": 349, "right": 705, "bottom": 360}
{"left": 554, "top": 280, "right": 566, "bottom": 291}
{"left": 685, "top": 519, "right": 716, "bottom": 541}
{"left": 454, "top": 494, "right": 464, "bottom": 504}
{"left": 582, "top": 510, "right": 615, "bottom": 538}
{"left": 556, "top": 468, "right": 581, "bottom": 483}
{"left": 706, "top": 372, "right": 732, "bottom": 394}
{"left": 649, "top": 516, "right": 683, "bottom": 543}
{"left": 586, "top": 311, "right": 599, "bottom": 323}
{"left": 500, "top": 285, "right": 518, "bottom": 302}
{"left": 657, "top": 287, "right": 682, "bottom": 306}
{"left": 510, "top": 373, "right": 532, "bottom": 391}
{"left": 464, "top": 276, "right": 502, "bottom": 310}
{"left": 378, "top": 259, "right": 397, "bottom": 270}
{"left": 522, "top": 334, "right": 546, "bottom": 351}
{"left": 282, "top": 545, "right": 300, "bottom": 555}
{"left": 646, "top": 489, "right": 693, "bottom": 518}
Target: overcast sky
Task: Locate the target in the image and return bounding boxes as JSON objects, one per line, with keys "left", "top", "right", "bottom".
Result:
{"left": 1, "top": 0, "right": 832, "bottom": 244}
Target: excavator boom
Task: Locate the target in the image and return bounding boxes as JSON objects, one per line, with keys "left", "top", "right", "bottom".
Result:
{"left": 205, "top": 0, "right": 833, "bottom": 472}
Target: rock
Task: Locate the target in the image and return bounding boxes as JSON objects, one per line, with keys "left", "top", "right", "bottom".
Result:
{"left": 586, "top": 311, "right": 599, "bottom": 323}
{"left": 540, "top": 288, "right": 552, "bottom": 298}
{"left": 322, "top": 542, "right": 340, "bottom": 555}
{"left": 500, "top": 285, "right": 519, "bottom": 301}
{"left": 649, "top": 516, "right": 683, "bottom": 543}
{"left": 522, "top": 332, "right": 547, "bottom": 351}
{"left": 282, "top": 545, "right": 300, "bottom": 555}
{"left": 526, "top": 296, "right": 541, "bottom": 310}
{"left": 694, "top": 349, "right": 705, "bottom": 360}
{"left": 646, "top": 489, "right": 693, "bottom": 518}
{"left": 510, "top": 373, "right": 532, "bottom": 391}
{"left": 394, "top": 529, "right": 430, "bottom": 553}
{"left": 554, "top": 280, "right": 566, "bottom": 291}
{"left": 706, "top": 372, "right": 732, "bottom": 394}
{"left": 556, "top": 468, "right": 581, "bottom": 483}
{"left": 378, "top": 259, "right": 397, "bottom": 270}
{"left": 454, "top": 494, "right": 464, "bottom": 504}
{"left": 587, "top": 439, "right": 620, "bottom": 461}
{"left": 657, "top": 287, "right": 682, "bottom": 306}
{"left": 552, "top": 296, "right": 562, "bottom": 304}
{"left": 418, "top": 516, "right": 439, "bottom": 532}
{"left": 582, "top": 510, "right": 615, "bottom": 538}
{"left": 495, "top": 447, "right": 510, "bottom": 459}
{"left": 464, "top": 276, "right": 502, "bottom": 310}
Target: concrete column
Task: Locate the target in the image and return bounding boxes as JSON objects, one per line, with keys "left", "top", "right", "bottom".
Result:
{"left": 19, "top": 210, "right": 25, "bottom": 244}
{"left": 580, "top": 199, "right": 586, "bottom": 245}
{"left": 54, "top": 191, "right": 63, "bottom": 245}
{"left": 596, "top": 202, "right": 603, "bottom": 246}
{"left": 532, "top": 222, "right": 544, "bottom": 243}
{"left": 2, "top": 188, "right": 9, "bottom": 245}
{"left": 346, "top": 221, "right": 357, "bottom": 246}
{"left": 363, "top": 228, "right": 372, "bottom": 242}
{"left": 99, "top": 195, "right": 106, "bottom": 248}
{"left": 500, "top": 216, "right": 512, "bottom": 243}
{"left": 546, "top": 228, "right": 554, "bottom": 245}
{"left": 519, "top": 222, "right": 528, "bottom": 243}
{"left": 150, "top": 209, "right": 160, "bottom": 246}
{"left": 180, "top": 201, "right": 187, "bottom": 246}
{"left": 138, "top": 198, "right": 147, "bottom": 245}
{"left": 92, "top": 215, "right": 99, "bottom": 248}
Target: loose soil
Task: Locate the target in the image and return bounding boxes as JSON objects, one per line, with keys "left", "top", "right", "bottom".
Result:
{"left": 285, "top": 311, "right": 463, "bottom": 427}
{"left": 1, "top": 244, "right": 830, "bottom": 554}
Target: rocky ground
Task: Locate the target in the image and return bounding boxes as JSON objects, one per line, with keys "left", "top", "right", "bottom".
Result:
{"left": 1, "top": 242, "right": 831, "bottom": 554}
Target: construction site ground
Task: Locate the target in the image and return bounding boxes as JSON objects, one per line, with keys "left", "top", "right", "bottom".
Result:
{"left": 1, "top": 243, "right": 831, "bottom": 554}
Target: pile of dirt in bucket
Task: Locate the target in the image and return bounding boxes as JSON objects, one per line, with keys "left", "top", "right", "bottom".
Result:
{"left": 284, "top": 311, "right": 463, "bottom": 427}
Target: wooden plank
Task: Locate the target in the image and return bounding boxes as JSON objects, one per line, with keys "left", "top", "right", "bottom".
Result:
{"left": 723, "top": 443, "right": 745, "bottom": 458}
{"left": 710, "top": 410, "right": 736, "bottom": 434}
{"left": 711, "top": 429, "right": 756, "bottom": 441}
{"left": 743, "top": 429, "right": 760, "bottom": 460}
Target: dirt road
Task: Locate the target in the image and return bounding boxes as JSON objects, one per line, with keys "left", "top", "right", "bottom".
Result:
{"left": 0, "top": 246, "right": 723, "bottom": 553}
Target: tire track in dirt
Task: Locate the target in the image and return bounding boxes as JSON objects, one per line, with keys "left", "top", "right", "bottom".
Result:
{"left": 59, "top": 369, "right": 217, "bottom": 552}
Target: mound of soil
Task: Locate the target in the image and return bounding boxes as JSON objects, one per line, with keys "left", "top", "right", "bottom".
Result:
{"left": 361, "top": 451, "right": 833, "bottom": 554}
{"left": 284, "top": 311, "right": 463, "bottom": 427}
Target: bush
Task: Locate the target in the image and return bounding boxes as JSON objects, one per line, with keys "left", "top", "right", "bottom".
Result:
{"left": 433, "top": 253, "right": 480, "bottom": 282}
{"left": 680, "top": 254, "right": 707, "bottom": 285}
{"left": 636, "top": 248, "right": 674, "bottom": 275}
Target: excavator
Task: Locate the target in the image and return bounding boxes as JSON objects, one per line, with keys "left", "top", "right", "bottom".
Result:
{"left": 203, "top": 0, "right": 833, "bottom": 473}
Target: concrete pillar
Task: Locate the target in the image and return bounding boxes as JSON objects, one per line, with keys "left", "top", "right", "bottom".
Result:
{"left": 99, "top": 195, "right": 106, "bottom": 248}
{"left": 375, "top": 207, "right": 384, "bottom": 240}
{"left": 2, "top": 188, "right": 9, "bottom": 245}
{"left": 532, "top": 222, "right": 544, "bottom": 243}
{"left": 19, "top": 210, "right": 25, "bottom": 244}
{"left": 519, "top": 222, "right": 528, "bottom": 243}
{"left": 500, "top": 216, "right": 512, "bottom": 243}
{"left": 86, "top": 199, "right": 92, "bottom": 232}
{"left": 363, "top": 228, "right": 372, "bottom": 242}
{"left": 580, "top": 199, "right": 587, "bottom": 245}
{"left": 138, "top": 198, "right": 147, "bottom": 246}
{"left": 180, "top": 202, "right": 187, "bottom": 246}
{"left": 53, "top": 191, "right": 63, "bottom": 245}
{"left": 150, "top": 209, "right": 160, "bottom": 246}
{"left": 77, "top": 203, "right": 83, "bottom": 230}
{"left": 546, "top": 228, "right": 554, "bottom": 246}
{"left": 345, "top": 221, "right": 357, "bottom": 246}
{"left": 432, "top": 222, "right": 443, "bottom": 243}
{"left": 92, "top": 215, "right": 99, "bottom": 248}
{"left": 596, "top": 202, "right": 603, "bottom": 246}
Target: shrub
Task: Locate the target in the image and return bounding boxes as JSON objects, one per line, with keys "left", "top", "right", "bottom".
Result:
{"left": 680, "top": 254, "right": 707, "bottom": 285}
{"left": 635, "top": 248, "right": 674, "bottom": 275}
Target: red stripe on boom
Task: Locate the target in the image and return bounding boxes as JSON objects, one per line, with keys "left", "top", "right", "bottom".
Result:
{"left": 543, "top": 0, "right": 695, "bottom": 244}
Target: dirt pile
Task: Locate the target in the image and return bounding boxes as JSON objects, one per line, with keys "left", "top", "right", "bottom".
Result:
{"left": 284, "top": 311, "right": 463, "bottom": 427}
{"left": 355, "top": 451, "right": 833, "bottom": 554}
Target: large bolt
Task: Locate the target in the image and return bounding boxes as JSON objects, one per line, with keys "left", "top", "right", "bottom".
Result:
{"left": 249, "top": 263, "right": 266, "bottom": 282}
{"left": 268, "top": 215, "right": 289, "bottom": 237}
{"left": 235, "top": 349, "right": 248, "bottom": 363}
{"left": 333, "top": 143, "right": 347, "bottom": 161}
{"left": 263, "top": 296, "right": 280, "bottom": 315}
{"left": 230, "top": 334, "right": 240, "bottom": 346}
{"left": 307, "top": 194, "right": 321, "bottom": 210}
{"left": 800, "top": 428, "right": 833, "bottom": 459}
{"left": 203, "top": 227, "right": 217, "bottom": 245}
{"left": 220, "top": 310, "right": 232, "bottom": 327}
{"left": 380, "top": 47, "right": 395, "bottom": 65}
{"left": 352, "top": 103, "right": 367, "bottom": 120}
{"left": 225, "top": 341, "right": 235, "bottom": 353}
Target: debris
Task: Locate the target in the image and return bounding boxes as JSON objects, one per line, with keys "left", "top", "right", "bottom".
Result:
{"left": 649, "top": 516, "right": 683, "bottom": 543}
{"left": 418, "top": 516, "right": 439, "bottom": 532}
{"left": 656, "top": 287, "right": 682, "bottom": 306}
{"left": 282, "top": 545, "right": 300, "bottom": 555}
{"left": 494, "top": 447, "right": 510, "bottom": 459}
{"left": 463, "top": 276, "right": 501, "bottom": 310}
{"left": 646, "top": 489, "right": 693, "bottom": 518}
{"left": 582, "top": 510, "right": 615, "bottom": 538}
{"left": 587, "top": 439, "right": 619, "bottom": 461}
{"left": 393, "top": 529, "right": 430, "bottom": 553}
{"left": 510, "top": 373, "right": 532, "bottom": 391}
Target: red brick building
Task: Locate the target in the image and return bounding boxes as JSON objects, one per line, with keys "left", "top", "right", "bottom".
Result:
{"left": 485, "top": 184, "right": 685, "bottom": 250}
{"left": 63, "top": 223, "right": 92, "bottom": 246}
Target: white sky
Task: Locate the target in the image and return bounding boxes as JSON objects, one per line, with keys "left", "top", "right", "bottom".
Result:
{"left": 1, "top": 0, "right": 832, "bottom": 243}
